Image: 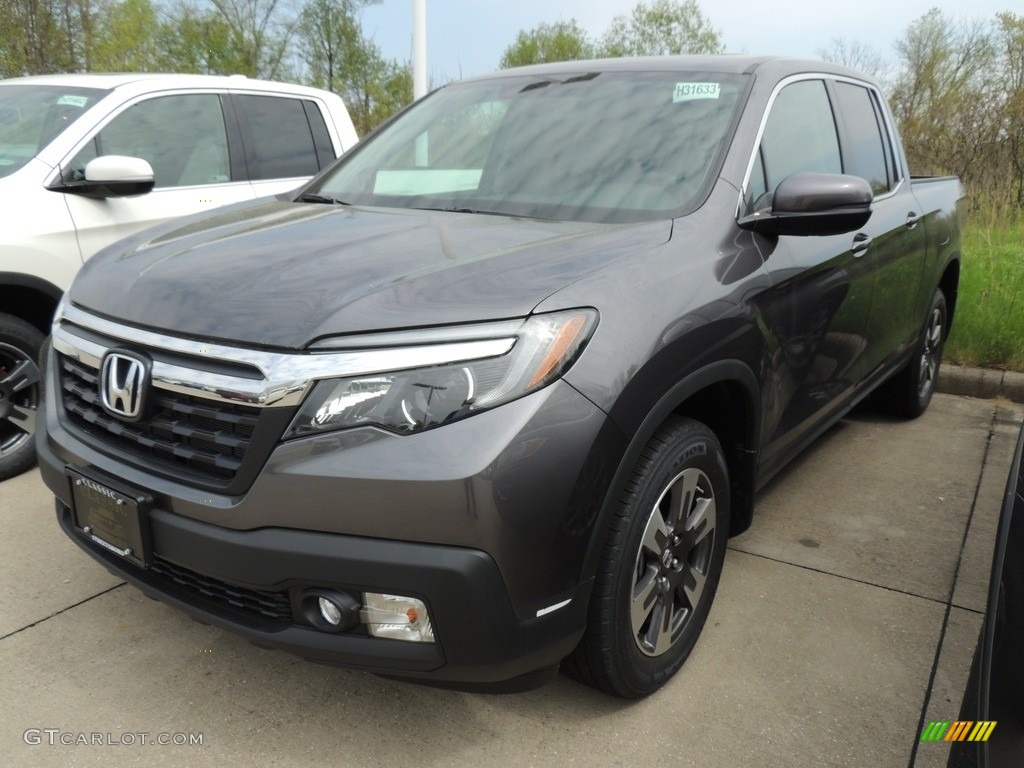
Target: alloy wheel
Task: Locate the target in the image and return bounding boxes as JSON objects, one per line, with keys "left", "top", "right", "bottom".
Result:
{"left": 918, "top": 306, "right": 943, "bottom": 398}
{"left": 0, "top": 341, "right": 39, "bottom": 460}
{"left": 631, "top": 467, "right": 716, "bottom": 657}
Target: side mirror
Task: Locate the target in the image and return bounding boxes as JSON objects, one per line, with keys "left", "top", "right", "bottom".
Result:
{"left": 49, "top": 155, "right": 156, "bottom": 199}
{"left": 737, "top": 172, "right": 872, "bottom": 237}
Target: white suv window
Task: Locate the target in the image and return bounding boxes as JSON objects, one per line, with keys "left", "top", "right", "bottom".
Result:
{"left": 235, "top": 95, "right": 320, "bottom": 180}
{"left": 69, "top": 94, "right": 230, "bottom": 188}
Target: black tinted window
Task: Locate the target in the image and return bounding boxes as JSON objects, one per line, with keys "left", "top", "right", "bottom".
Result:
{"left": 834, "top": 82, "right": 891, "bottom": 195}
{"left": 237, "top": 95, "right": 319, "bottom": 180}
{"left": 69, "top": 94, "right": 230, "bottom": 188}
{"left": 302, "top": 100, "right": 335, "bottom": 168}
{"left": 757, "top": 80, "right": 841, "bottom": 201}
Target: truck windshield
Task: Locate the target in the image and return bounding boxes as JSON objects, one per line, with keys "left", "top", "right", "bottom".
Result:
{"left": 313, "top": 70, "right": 749, "bottom": 223}
{"left": 0, "top": 85, "right": 107, "bottom": 179}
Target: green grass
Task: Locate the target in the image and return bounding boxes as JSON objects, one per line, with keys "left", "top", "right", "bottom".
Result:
{"left": 945, "top": 215, "right": 1024, "bottom": 372}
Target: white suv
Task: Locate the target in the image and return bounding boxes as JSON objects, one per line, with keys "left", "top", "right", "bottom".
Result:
{"left": 0, "top": 73, "right": 358, "bottom": 479}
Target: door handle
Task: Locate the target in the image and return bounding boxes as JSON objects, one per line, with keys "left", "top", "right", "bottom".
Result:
{"left": 852, "top": 232, "right": 872, "bottom": 257}
{"left": 906, "top": 212, "right": 921, "bottom": 229}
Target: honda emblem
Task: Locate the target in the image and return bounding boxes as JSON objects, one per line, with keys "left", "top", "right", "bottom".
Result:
{"left": 100, "top": 351, "right": 148, "bottom": 421}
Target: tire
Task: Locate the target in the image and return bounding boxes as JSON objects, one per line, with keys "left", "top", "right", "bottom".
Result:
{"left": 0, "top": 313, "right": 44, "bottom": 481}
{"left": 878, "top": 289, "right": 947, "bottom": 418}
{"left": 563, "top": 416, "right": 729, "bottom": 698}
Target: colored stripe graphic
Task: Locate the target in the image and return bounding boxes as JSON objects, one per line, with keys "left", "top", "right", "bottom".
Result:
{"left": 920, "top": 722, "right": 949, "bottom": 742}
{"left": 920, "top": 721, "right": 997, "bottom": 742}
{"left": 944, "top": 721, "right": 972, "bottom": 741}
{"left": 967, "top": 722, "right": 997, "bottom": 742}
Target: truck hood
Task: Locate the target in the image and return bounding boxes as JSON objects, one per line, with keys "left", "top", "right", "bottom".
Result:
{"left": 70, "top": 199, "right": 671, "bottom": 349}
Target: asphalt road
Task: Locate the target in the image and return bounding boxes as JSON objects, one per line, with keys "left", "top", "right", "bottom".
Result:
{"left": 2, "top": 393, "right": 1021, "bottom": 768}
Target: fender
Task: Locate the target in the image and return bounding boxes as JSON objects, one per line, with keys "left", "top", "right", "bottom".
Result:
{"left": 0, "top": 272, "right": 64, "bottom": 332}
{"left": 578, "top": 359, "right": 762, "bottom": 587}
{"left": 0, "top": 272, "right": 64, "bottom": 303}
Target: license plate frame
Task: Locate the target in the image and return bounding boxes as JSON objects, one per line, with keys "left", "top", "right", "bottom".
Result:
{"left": 67, "top": 469, "right": 152, "bottom": 569}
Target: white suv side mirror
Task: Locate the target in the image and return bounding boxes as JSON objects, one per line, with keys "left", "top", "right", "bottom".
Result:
{"left": 49, "top": 155, "right": 156, "bottom": 198}
{"left": 84, "top": 155, "right": 154, "bottom": 185}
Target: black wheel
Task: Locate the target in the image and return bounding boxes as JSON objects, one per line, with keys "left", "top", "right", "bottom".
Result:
{"left": 878, "top": 289, "right": 947, "bottom": 418}
{"left": 0, "top": 313, "right": 43, "bottom": 481}
{"left": 564, "top": 416, "right": 729, "bottom": 698}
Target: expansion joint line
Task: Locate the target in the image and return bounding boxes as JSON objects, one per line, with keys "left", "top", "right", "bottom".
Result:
{"left": 0, "top": 583, "right": 126, "bottom": 641}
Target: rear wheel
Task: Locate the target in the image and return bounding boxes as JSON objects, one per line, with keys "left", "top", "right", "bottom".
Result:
{"left": 564, "top": 416, "right": 729, "bottom": 698}
{"left": 0, "top": 314, "right": 43, "bottom": 481}
{"left": 878, "top": 289, "right": 947, "bottom": 418}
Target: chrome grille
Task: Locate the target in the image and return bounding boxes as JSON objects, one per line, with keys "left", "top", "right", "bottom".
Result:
{"left": 59, "top": 355, "right": 259, "bottom": 481}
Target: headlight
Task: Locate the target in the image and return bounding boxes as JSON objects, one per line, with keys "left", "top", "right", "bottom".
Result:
{"left": 283, "top": 309, "right": 597, "bottom": 438}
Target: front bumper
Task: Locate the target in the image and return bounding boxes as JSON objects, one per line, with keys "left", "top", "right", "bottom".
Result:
{"left": 52, "top": 496, "right": 586, "bottom": 687}
{"left": 38, "top": 339, "right": 627, "bottom": 687}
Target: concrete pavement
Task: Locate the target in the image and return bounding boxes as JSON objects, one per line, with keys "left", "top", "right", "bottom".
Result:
{"left": 2, "top": 393, "right": 1021, "bottom": 768}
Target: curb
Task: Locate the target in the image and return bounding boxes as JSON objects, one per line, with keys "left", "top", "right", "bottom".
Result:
{"left": 938, "top": 365, "right": 1024, "bottom": 404}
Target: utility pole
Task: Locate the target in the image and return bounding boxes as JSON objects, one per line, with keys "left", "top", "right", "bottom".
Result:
{"left": 413, "top": 0, "right": 428, "bottom": 166}
{"left": 412, "top": 0, "right": 427, "bottom": 100}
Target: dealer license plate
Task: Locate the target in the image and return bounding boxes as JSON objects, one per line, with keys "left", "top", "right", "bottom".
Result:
{"left": 67, "top": 469, "right": 151, "bottom": 568}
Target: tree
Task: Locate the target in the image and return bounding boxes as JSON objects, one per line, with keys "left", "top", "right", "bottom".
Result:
{"left": 153, "top": 4, "right": 243, "bottom": 74}
{"left": 890, "top": 9, "right": 996, "bottom": 185}
{"left": 0, "top": 0, "right": 86, "bottom": 75}
{"left": 817, "top": 37, "right": 891, "bottom": 85}
{"left": 343, "top": 46, "right": 412, "bottom": 135}
{"left": 498, "top": 19, "right": 593, "bottom": 69}
{"left": 296, "top": 0, "right": 410, "bottom": 134}
{"left": 994, "top": 12, "right": 1024, "bottom": 206}
{"left": 599, "top": 0, "right": 723, "bottom": 57}
{"left": 298, "top": 0, "right": 372, "bottom": 91}
{"left": 209, "top": 0, "right": 295, "bottom": 78}
{"left": 90, "top": 0, "right": 160, "bottom": 72}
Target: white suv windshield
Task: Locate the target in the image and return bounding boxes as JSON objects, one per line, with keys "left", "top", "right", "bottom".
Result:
{"left": 313, "top": 70, "right": 749, "bottom": 223}
{"left": 0, "top": 84, "right": 107, "bottom": 179}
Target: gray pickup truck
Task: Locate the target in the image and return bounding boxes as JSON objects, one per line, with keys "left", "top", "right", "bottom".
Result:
{"left": 37, "top": 56, "right": 964, "bottom": 698}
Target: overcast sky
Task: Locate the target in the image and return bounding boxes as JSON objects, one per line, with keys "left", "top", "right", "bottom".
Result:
{"left": 360, "top": 0, "right": 1012, "bottom": 83}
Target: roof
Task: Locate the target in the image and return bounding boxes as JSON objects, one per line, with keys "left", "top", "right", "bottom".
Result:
{"left": 0, "top": 72, "right": 332, "bottom": 95}
{"left": 458, "top": 55, "right": 875, "bottom": 87}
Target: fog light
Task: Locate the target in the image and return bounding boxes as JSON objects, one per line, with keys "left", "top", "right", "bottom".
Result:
{"left": 361, "top": 593, "right": 435, "bottom": 643}
{"left": 319, "top": 597, "right": 343, "bottom": 626}
{"left": 298, "top": 589, "right": 359, "bottom": 632}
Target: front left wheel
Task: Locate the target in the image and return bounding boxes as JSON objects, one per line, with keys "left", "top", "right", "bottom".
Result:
{"left": 0, "top": 313, "right": 43, "bottom": 481}
{"left": 563, "top": 416, "right": 729, "bottom": 698}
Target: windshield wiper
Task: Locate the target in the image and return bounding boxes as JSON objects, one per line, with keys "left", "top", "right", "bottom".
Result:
{"left": 296, "top": 192, "right": 350, "bottom": 205}
{"left": 413, "top": 206, "right": 513, "bottom": 217}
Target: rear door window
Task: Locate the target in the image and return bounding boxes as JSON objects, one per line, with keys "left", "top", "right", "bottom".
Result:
{"left": 832, "top": 82, "right": 892, "bottom": 195}
{"left": 234, "top": 95, "right": 320, "bottom": 180}
{"left": 302, "top": 101, "right": 336, "bottom": 168}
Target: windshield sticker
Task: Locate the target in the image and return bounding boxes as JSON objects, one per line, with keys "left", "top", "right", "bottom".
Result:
{"left": 673, "top": 83, "right": 720, "bottom": 103}
{"left": 57, "top": 95, "right": 89, "bottom": 108}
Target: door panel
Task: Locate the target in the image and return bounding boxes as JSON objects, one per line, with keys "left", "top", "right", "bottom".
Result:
{"left": 856, "top": 184, "right": 928, "bottom": 373}
{"left": 746, "top": 79, "right": 875, "bottom": 470}
{"left": 65, "top": 183, "right": 256, "bottom": 261}
{"left": 829, "top": 82, "right": 929, "bottom": 373}
{"left": 757, "top": 232, "right": 875, "bottom": 470}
